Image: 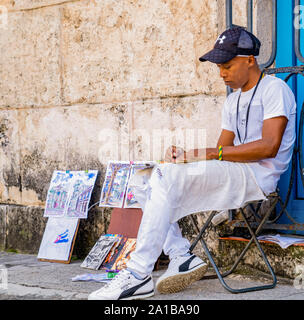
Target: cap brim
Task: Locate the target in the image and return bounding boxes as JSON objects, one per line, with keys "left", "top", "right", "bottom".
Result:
{"left": 199, "top": 48, "right": 236, "bottom": 64}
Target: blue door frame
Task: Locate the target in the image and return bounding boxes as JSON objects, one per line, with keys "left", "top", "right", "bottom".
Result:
{"left": 276, "top": 0, "right": 304, "bottom": 233}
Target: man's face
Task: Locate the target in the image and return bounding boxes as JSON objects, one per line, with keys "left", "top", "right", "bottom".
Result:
{"left": 217, "top": 56, "right": 253, "bottom": 90}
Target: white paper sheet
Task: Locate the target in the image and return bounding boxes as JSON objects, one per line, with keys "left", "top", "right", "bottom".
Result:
{"left": 257, "top": 234, "right": 304, "bottom": 249}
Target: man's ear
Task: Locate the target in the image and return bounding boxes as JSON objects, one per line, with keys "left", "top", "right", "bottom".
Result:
{"left": 248, "top": 55, "right": 256, "bottom": 67}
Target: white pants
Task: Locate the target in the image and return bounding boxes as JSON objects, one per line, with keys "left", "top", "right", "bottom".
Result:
{"left": 126, "top": 160, "right": 266, "bottom": 278}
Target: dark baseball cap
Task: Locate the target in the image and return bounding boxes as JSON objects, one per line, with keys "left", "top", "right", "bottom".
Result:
{"left": 199, "top": 27, "right": 261, "bottom": 64}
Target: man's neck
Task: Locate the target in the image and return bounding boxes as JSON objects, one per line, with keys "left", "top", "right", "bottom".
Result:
{"left": 241, "top": 69, "right": 262, "bottom": 92}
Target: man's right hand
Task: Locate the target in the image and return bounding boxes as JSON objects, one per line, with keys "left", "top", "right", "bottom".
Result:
{"left": 164, "top": 145, "right": 185, "bottom": 163}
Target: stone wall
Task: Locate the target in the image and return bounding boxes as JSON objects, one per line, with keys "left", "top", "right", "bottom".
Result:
{"left": 0, "top": 0, "right": 279, "bottom": 263}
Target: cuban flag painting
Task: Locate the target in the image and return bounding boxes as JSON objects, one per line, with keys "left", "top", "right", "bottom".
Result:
{"left": 54, "top": 229, "right": 69, "bottom": 244}
{"left": 38, "top": 217, "right": 79, "bottom": 262}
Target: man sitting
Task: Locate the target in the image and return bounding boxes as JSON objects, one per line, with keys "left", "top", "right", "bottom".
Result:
{"left": 88, "top": 27, "right": 296, "bottom": 300}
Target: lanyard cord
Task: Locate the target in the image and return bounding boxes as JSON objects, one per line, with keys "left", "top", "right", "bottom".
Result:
{"left": 236, "top": 71, "right": 265, "bottom": 144}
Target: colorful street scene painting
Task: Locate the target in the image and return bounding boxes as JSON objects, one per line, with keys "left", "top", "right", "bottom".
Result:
{"left": 44, "top": 171, "right": 74, "bottom": 218}
{"left": 66, "top": 171, "right": 98, "bottom": 219}
{"left": 99, "top": 161, "right": 156, "bottom": 208}
{"left": 110, "top": 238, "right": 137, "bottom": 271}
{"left": 123, "top": 162, "right": 154, "bottom": 208}
{"left": 44, "top": 170, "right": 98, "bottom": 219}
{"left": 99, "top": 161, "right": 131, "bottom": 208}
{"left": 101, "top": 235, "right": 128, "bottom": 270}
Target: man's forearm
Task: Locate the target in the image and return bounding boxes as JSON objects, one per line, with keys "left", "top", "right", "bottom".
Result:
{"left": 218, "top": 139, "right": 275, "bottom": 162}
{"left": 190, "top": 139, "right": 275, "bottom": 162}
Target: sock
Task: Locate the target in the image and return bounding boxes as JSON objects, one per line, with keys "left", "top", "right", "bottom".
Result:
{"left": 126, "top": 268, "right": 146, "bottom": 280}
{"left": 182, "top": 252, "right": 191, "bottom": 257}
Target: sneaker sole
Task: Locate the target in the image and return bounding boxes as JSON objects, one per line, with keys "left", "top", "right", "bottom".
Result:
{"left": 121, "top": 290, "right": 155, "bottom": 300}
{"left": 156, "top": 263, "right": 208, "bottom": 294}
{"left": 88, "top": 290, "right": 155, "bottom": 301}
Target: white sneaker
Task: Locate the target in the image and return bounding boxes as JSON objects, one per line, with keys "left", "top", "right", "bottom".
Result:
{"left": 156, "top": 254, "right": 208, "bottom": 294}
{"left": 88, "top": 269, "right": 154, "bottom": 300}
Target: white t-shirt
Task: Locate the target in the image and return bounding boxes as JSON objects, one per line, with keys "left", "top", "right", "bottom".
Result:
{"left": 221, "top": 74, "right": 296, "bottom": 195}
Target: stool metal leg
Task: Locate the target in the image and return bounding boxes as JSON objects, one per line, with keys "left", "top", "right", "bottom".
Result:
{"left": 224, "top": 203, "right": 276, "bottom": 277}
{"left": 189, "top": 209, "right": 277, "bottom": 294}
{"left": 189, "top": 211, "right": 217, "bottom": 253}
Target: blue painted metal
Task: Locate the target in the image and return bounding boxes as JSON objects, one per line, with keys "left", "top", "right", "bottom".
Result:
{"left": 224, "top": 0, "right": 304, "bottom": 234}
{"left": 259, "top": 0, "right": 277, "bottom": 69}
{"left": 276, "top": 0, "right": 304, "bottom": 234}
{"left": 295, "top": 0, "right": 304, "bottom": 199}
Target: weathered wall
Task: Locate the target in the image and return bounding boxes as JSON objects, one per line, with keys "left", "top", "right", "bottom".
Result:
{"left": 0, "top": 0, "right": 227, "bottom": 255}
{"left": 0, "top": 0, "right": 284, "bottom": 267}
{"left": 0, "top": 0, "right": 227, "bottom": 206}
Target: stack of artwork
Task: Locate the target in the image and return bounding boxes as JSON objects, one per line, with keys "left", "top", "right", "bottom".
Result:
{"left": 38, "top": 170, "right": 98, "bottom": 263}
{"left": 80, "top": 234, "right": 137, "bottom": 271}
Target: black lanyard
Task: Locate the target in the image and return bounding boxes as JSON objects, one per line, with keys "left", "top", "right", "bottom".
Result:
{"left": 236, "top": 71, "right": 264, "bottom": 144}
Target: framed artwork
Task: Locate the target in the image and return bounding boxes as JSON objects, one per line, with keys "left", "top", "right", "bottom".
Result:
{"left": 37, "top": 217, "right": 80, "bottom": 263}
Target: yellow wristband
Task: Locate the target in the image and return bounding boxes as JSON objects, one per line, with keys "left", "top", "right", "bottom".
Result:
{"left": 218, "top": 145, "right": 223, "bottom": 161}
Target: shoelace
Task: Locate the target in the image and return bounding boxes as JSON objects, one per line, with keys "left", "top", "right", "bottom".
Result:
{"left": 168, "top": 254, "right": 193, "bottom": 266}
{"left": 102, "top": 270, "right": 132, "bottom": 290}
{"left": 171, "top": 253, "right": 192, "bottom": 261}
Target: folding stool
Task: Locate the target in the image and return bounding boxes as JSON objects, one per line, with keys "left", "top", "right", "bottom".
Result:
{"left": 188, "top": 194, "right": 278, "bottom": 293}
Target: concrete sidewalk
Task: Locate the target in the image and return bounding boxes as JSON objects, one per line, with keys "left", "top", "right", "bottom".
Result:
{"left": 0, "top": 251, "right": 304, "bottom": 300}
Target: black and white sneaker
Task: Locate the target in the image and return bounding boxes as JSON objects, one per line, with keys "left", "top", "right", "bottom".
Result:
{"left": 88, "top": 269, "right": 154, "bottom": 300}
{"left": 156, "top": 254, "right": 208, "bottom": 294}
